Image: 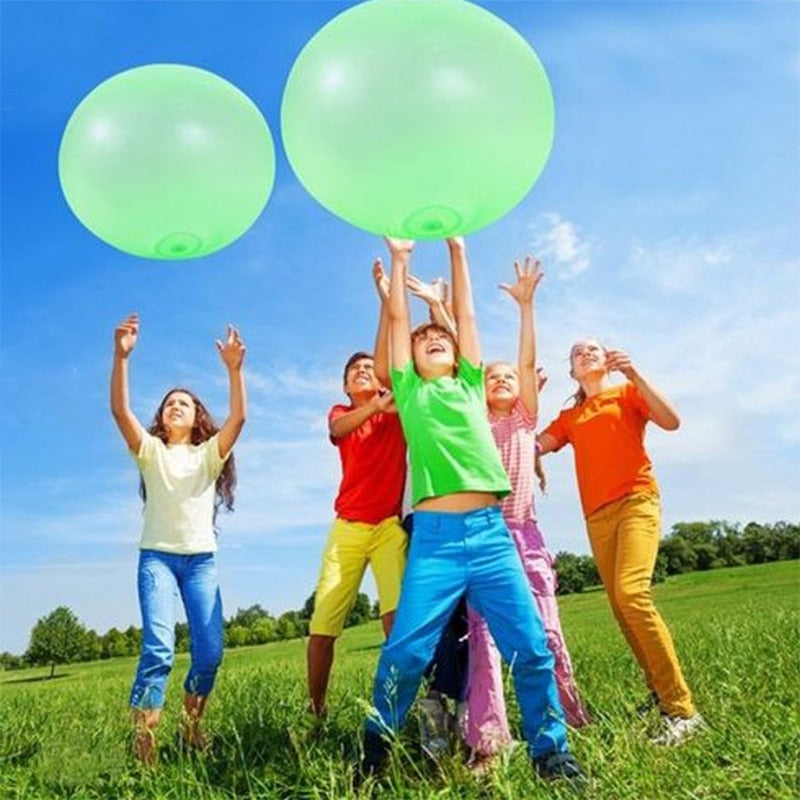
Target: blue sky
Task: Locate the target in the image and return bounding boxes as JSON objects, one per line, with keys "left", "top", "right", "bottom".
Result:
{"left": 1, "top": 0, "right": 798, "bottom": 655}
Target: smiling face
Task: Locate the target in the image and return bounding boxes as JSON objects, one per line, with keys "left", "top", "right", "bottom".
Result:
{"left": 343, "top": 355, "right": 379, "bottom": 400}
{"left": 485, "top": 361, "right": 520, "bottom": 411}
{"left": 411, "top": 323, "right": 457, "bottom": 379}
{"left": 570, "top": 339, "right": 607, "bottom": 382}
{"left": 160, "top": 390, "right": 197, "bottom": 440}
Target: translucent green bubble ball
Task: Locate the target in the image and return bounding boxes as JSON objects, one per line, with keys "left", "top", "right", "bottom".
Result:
{"left": 281, "top": 0, "right": 554, "bottom": 240}
{"left": 59, "top": 64, "right": 275, "bottom": 259}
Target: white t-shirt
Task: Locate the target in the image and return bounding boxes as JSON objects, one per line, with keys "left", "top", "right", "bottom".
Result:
{"left": 133, "top": 432, "right": 227, "bottom": 554}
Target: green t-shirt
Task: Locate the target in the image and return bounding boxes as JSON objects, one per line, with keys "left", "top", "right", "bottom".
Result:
{"left": 391, "top": 357, "right": 511, "bottom": 506}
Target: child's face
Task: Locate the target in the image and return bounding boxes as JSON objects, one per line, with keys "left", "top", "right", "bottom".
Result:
{"left": 344, "top": 357, "right": 379, "bottom": 397}
{"left": 161, "top": 391, "right": 197, "bottom": 434}
{"left": 412, "top": 328, "right": 455, "bottom": 378}
{"left": 485, "top": 362, "right": 520, "bottom": 408}
{"left": 570, "top": 340, "right": 607, "bottom": 381}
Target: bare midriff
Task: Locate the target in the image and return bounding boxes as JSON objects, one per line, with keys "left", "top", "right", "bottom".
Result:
{"left": 415, "top": 491, "right": 499, "bottom": 513}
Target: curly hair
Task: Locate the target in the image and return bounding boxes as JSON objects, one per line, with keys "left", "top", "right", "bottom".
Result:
{"left": 139, "top": 387, "right": 237, "bottom": 527}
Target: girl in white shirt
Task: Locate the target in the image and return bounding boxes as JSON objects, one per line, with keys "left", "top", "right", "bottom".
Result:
{"left": 110, "top": 313, "right": 246, "bottom": 765}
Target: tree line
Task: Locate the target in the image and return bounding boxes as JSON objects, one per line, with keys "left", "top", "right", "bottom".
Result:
{"left": 553, "top": 519, "right": 799, "bottom": 595}
{"left": 0, "top": 592, "right": 376, "bottom": 675}
{"left": 3, "top": 519, "right": 796, "bottom": 675}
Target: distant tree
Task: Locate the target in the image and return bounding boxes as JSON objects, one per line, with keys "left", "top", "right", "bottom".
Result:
{"left": 123, "top": 625, "right": 141, "bottom": 654}
{"left": 670, "top": 521, "right": 719, "bottom": 546}
{"left": 80, "top": 629, "right": 103, "bottom": 662}
{"left": 102, "top": 627, "right": 129, "bottom": 659}
{"left": 693, "top": 542, "right": 718, "bottom": 571}
{"left": 740, "top": 522, "right": 769, "bottom": 564}
{"left": 301, "top": 593, "right": 316, "bottom": 621}
{"left": 249, "top": 617, "right": 277, "bottom": 644}
{"left": 228, "top": 604, "right": 273, "bottom": 629}
{"left": 275, "top": 614, "right": 298, "bottom": 640}
{"left": 225, "top": 625, "right": 250, "bottom": 648}
{"left": 25, "top": 606, "right": 86, "bottom": 678}
{"left": 175, "top": 622, "right": 190, "bottom": 653}
{"left": 652, "top": 553, "right": 668, "bottom": 584}
{"left": 554, "top": 552, "right": 587, "bottom": 594}
{"left": 0, "top": 652, "right": 24, "bottom": 671}
{"left": 659, "top": 536, "right": 696, "bottom": 575}
{"left": 577, "top": 555, "right": 600, "bottom": 588}
{"left": 715, "top": 522, "right": 746, "bottom": 567}
{"left": 771, "top": 522, "right": 800, "bottom": 560}
{"left": 371, "top": 599, "right": 381, "bottom": 620}
{"left": 345, "top": 593, "right": 372, "bottom": 627}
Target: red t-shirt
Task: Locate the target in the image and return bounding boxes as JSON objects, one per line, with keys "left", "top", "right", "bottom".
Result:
{"left": 329, "top": 404, "right": 407, "bottom": 524}
{"left": 541, "top": 382, "right": 657, "bottom": 518}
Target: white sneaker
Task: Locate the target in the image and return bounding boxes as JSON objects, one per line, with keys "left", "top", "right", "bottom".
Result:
{"left": 418, "top": 694, "right": 451, "bottom": 758}
{"left": 651, "top": 713, "right": 707, "bottom": 746}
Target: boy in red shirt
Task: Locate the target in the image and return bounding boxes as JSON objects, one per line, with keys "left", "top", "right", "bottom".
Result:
{"left": 306, "top": 349, "right": 407, "bottom": 717}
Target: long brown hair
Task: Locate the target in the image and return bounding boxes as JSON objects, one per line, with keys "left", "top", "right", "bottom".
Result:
{"left": 569, "top": 387, "right": 588, "bottom": 408}
{"left": 139, "top": 387, "right": 237, "bottom": 526}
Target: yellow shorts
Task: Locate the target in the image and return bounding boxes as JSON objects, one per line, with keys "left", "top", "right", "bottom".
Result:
{"left": 309, "top": 515, "right": 408, "bottom": 637}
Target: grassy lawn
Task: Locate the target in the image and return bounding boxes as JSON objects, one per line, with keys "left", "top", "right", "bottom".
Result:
{"left": 1, "top": 561, "right": 798, "bottom": 799}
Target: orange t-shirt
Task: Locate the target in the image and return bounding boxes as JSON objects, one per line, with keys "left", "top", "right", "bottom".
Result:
{"left": 541, "top": 382, "right": 657, "bottom": 518}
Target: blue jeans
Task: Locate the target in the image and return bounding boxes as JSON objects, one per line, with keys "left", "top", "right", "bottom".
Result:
{"left": 366, "top": 506, "right": 568, "bottom": 758}
{"left": 129, "top": 550, "right": 224, "bottom": 709}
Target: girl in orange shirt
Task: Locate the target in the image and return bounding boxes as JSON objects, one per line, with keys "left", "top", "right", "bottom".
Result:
{"left": 538, "top": 340, "right": 705, "bottom": 746}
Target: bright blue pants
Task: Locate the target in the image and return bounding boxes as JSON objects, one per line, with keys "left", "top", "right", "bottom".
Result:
{"left": 366, "top": 506, "right": 568, "bottom": 758}
{"left": 129, "top": 550, "right": 224, "bottom": 709}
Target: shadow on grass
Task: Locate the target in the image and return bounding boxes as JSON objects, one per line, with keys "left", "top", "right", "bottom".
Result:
{"left": 2, "top": 673, "right": 69, "bottom": 685}
{"left": 344, "top": 644, "right": 382, "bottom": 653}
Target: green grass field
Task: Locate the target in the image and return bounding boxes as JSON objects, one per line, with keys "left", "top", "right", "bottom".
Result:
{"left": 1, "top": 561, "right": 798, "bottom": 799}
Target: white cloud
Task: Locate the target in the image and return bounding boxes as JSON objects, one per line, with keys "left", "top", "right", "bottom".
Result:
{"left": 246, "top": 366, "right": 340, "bottom": 399}
{"left": 625, "top": 237, "right": 735, "bottom": 292}
{"left": 528, "top": 213, "right": 592, "bottom": 279}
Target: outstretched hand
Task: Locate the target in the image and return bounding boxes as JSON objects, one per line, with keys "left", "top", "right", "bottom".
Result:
{"left": 216, "top": 325, "right": 246, "bottom": 371}
{"left": 536, "top": 366, "right": 548, "bottom": 393}
{"left": 605, "top": 349, "right": 637, "bottom": 380}
{"left": 114, "top": 313, "right": 139, "bottom": 357}
{"left": 384, "top": 237, "right": 415, "bottom": 256}
{"left": 446, "top": 236, "right": 466, "bottom": 252}
{"left": 372, "top": 257, "right": 390, "bottom": 302}
{"left": 371, "top": 388, "right": 397, "bottom": 414}
{"left": 499, "top": 255, "right": 542, "bottom": 305}
{"left": 406, "top": 274, "right": 445, "bottom": 306}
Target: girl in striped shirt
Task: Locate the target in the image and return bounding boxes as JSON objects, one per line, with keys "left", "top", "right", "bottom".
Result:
{"left": 463, "top": 257, "right": 590, "bottom": 773}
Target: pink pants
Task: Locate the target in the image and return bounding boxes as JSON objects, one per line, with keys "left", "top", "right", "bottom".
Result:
{"left": 464, "top": 519, "right": 590, "bottom": 754}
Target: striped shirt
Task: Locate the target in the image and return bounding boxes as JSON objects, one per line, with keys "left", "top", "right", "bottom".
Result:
{"left": 488, "top": 399, "right": 538, "bottom": 523}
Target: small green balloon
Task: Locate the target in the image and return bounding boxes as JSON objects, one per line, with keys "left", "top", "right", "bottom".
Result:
{"left": 281, "top": 0, "right": 554, "bottom": 240}
{"left": 59, "top": 64, "right": 275, "bottom": 259}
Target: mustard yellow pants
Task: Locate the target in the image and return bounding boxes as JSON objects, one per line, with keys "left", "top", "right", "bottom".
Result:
{"left": 586, "top": 492, "right": 695, "bottom": 718}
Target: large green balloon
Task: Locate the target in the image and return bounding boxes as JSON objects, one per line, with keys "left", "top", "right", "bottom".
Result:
{"left": 281, "top": 0, "right": 554, "bottom": 240}
{"left": 59, "top": 64, "right": 275, "bottom": 259}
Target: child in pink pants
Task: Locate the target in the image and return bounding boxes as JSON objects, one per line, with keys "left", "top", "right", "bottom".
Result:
{"left": 464, "top": 257, "right": 590, "bottom": 769}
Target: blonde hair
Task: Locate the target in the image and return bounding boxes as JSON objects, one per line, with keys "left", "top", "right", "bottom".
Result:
{"left": 567, "top": 339, "right": 605, "bottom": 408}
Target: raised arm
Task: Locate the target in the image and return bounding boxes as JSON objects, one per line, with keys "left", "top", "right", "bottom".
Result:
{"left": 110, "top": 313, "right": 145, "bottom": 453}
{"left": 216, "top": 325, "right": 247, "bottom": 459}
{"left": 499, "top": 256, "right": 543, "bottom": 417}
{"left": 329, "top": 390, "right": 396, "bottom": 440}
{"left": 605, "top": 349, "right": 680, "bottom": 430}
{"left": 372, "top": 257, "right": 392, "bottom": 387}
{"left": 406, "top": 274, "right": 457, "bottom": 340}
{"left": 447, "top": 237, "right": 480, "bottom": 366}
{"left": 385, "top": 237, "right": 414, "bottom": 370}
